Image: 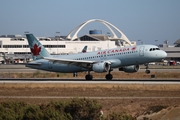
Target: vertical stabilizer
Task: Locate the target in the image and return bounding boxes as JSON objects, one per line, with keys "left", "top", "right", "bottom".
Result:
{"left": 26, "top": 34, "right": 51, "bottom": 60}
{"left": 82, "top": 46, "right": 87, "bottom": 53}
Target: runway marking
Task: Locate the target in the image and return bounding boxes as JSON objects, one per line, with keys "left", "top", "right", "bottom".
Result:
{"left": 0, "top": 80, "right": 180, "bottom": 84}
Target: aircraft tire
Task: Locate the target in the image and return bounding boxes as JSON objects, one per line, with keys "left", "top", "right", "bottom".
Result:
{"left": 145, "top": 70, "right": 151, "bottom": 74}
{"left": 85, "top": 75, "right": 93, "bottom": 80}
{"left": 105, "top": 74, "right": 113, "bottom": 80}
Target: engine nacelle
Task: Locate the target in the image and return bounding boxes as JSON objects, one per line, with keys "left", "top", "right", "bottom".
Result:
{"left": 119, "top": 65, "right": 140, "bottom": 73}
{"left": 92, "top": 62, "right": 110, "bottom": 73}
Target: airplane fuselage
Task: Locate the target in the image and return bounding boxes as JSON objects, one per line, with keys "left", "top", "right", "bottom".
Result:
{"left": 26, "top": 45, "right": 166, "bottom": 73}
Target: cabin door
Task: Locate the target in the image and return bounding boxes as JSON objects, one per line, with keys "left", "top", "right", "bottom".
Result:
{"left": 139, "top": 46, "right": 144, "bottom": 57}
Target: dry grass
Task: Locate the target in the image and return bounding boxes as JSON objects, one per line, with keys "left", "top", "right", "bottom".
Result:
{"left": 0, "top": 82, "right": 180, "bottom": 90}
{"left": 1, "top": 83, "right": 180, "bottom": 97}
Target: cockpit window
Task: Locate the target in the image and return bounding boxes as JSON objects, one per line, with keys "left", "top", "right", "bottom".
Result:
{"left": 156, "top": 48, "right": 160, "bottom": 50}
{"left": 149, "top": 48, "right": 160, "bottom": 51}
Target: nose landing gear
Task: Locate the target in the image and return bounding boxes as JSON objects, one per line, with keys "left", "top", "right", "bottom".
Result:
{"left": 145, "top": 63, "right": 150, "bottom": 74}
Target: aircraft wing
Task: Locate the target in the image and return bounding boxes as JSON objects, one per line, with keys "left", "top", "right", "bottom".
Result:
{"left": 44, "top": 57, "right": 97, "bottom": 68}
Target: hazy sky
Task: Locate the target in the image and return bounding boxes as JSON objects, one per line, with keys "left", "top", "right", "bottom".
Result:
{"left": 1, "top": 0, "right": 180, "bottom": 45}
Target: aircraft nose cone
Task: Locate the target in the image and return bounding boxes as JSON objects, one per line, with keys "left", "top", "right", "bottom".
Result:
{"left": 161, "top": 51, "right": 167, "bottom": 58}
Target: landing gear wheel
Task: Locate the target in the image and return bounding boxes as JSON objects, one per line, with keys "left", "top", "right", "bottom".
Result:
{"left": 105, "top": 74, "right": 113, "bottom": 80}
{"left": 145, "top": 70, "right": 151, "bottom": 74}
{"left": 145, "top": 63, "right": 150, "bottom": 74}
{"left": 85, "top": 74, "right": 93, "bottom": 80}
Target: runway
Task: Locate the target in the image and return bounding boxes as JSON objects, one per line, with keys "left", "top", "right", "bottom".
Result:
{"left": 0, "top": 65, "right": 180, "bottom": 84}
{"left": 0, "top": 78, "right": 180, "bottom": 84}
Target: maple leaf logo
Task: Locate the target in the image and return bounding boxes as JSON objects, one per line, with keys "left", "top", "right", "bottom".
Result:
{"left": 82, "top": 50, "right": 86, "bottom": 53}
{"left": 31, "top": 44, "right": 41, "bottom": 56}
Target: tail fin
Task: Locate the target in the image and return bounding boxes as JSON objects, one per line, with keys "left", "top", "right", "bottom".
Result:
{"left": 26, "top": 34, "right": 51, "bottom": 60}
{"left": 82, "top": 46, "right": 87, "bottom": 53}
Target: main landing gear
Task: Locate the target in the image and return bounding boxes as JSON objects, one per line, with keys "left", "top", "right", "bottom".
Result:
{"left": 145, "top": 63, "right": 150, "bottom": 74}
{"left": 85, "top": 69, "right": 113, "bottom": 80}
{"left": 105, "top": 69, "right": 113, "bottom": 80}
{"left": 85, "top": 71, "right": 93, "bottom": 80}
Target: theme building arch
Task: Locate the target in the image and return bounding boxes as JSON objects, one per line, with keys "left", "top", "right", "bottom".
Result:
{"left": 66, "top": 19, "right": 132, "bottom": 46}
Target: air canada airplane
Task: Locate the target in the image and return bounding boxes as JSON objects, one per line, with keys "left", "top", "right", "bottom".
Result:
{"left": 26, "top": 34, "right": 167, "bottom": 80}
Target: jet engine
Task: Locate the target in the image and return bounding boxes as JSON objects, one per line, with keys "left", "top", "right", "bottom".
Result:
{"left": 119, "top": 65, "right": 140, "bottom": 73}
{"left": 92, "top": 62, "right": 110, "bottom": 73}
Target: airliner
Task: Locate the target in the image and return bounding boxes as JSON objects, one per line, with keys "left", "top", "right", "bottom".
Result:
{"left": 25, "top": 34, "right": 167, "bottom": 80}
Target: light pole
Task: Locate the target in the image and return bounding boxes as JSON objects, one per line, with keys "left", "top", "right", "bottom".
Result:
{"left": 137, "top": 40, "right": 141, "bottom": 45}
{"left": 24, "top": 31, "right": 29, "bottom": 34}
{"left": 137, "top": 39, "right": 143, "bottom": 44}
{"left": 107, "top": 32, "right": 111, "bottom": 37}
{"left": 155, "top": 40, "right": 158, "bottom": 46}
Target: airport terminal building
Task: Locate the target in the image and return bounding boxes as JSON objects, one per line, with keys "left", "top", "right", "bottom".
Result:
{"left": 159, "top": 39, "right": 180, "bottom": 61}
{"left": 0, "top": 19, "right": 179, "bottom": 64}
